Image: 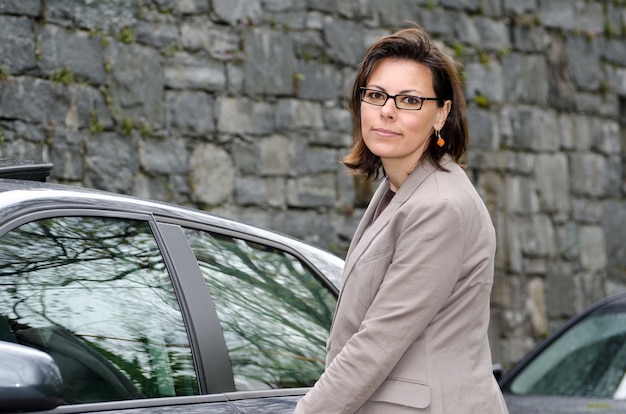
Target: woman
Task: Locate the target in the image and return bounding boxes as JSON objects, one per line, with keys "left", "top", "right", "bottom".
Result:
{"left": 294, "top": 25, "right": 509, "bottom": 413}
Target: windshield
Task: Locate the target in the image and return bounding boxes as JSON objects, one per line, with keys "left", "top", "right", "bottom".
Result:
{"left": 507, "top": 300, "right": 626, "bottom": 399}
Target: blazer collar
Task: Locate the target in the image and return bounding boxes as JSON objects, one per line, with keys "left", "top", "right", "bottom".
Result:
{"left": 343, "top": 154, "right": 454, "bottom": 280}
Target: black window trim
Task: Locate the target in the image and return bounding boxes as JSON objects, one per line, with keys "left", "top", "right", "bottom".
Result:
{"left": 153, "top": 222, "right": 235, "bottom": 394}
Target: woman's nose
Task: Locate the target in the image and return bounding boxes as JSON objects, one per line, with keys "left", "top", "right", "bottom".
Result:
{"left": 380, "top": 98, "right": 397, "bottom": 119}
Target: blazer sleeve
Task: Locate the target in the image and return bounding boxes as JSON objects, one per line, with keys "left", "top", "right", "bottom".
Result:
{"left": 295, "top": 197, "right": 466, "bottom": 413}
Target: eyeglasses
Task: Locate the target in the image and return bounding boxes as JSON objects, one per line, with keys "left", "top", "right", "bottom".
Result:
{"left": 360, "top": 87, "right": 441, "bottom": 110}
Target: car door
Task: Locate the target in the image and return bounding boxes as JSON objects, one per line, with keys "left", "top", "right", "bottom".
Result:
{"left": 0, "top": 205, "right": 340, "bottom": 414}
{"left": 0, "top": 210, "right": 239, "bottom": 413}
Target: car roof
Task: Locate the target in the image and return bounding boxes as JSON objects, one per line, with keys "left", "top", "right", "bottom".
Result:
{"left": 0, "top": 176, "right": 344, "bottom": 289}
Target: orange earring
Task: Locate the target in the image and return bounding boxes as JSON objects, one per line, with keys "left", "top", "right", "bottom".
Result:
{"left": 436, "top": 130, "right": 445, "bottom": 147}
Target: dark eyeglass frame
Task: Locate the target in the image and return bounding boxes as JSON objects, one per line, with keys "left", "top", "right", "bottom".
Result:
{"left": 360, "top": 87, "right": 441, "bottom": 111}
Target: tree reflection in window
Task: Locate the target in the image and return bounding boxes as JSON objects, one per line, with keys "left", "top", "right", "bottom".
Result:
{"left": 184, "top": 228, "right": 336, "bottom": 390}
{"left": 0, "top": 217, "right": 198, "bottom": 404}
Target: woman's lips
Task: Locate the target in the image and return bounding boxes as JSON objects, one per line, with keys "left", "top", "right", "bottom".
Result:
{"left": 373, "top": 128, "right": 400, "bottom": 137}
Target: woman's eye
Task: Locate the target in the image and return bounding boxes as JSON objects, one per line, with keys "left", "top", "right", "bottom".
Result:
{"left": 402, "top": 96, "right": 422, "bottom": 105}
{"left": 368, "top": 92, "right": 384, "bottom": 100}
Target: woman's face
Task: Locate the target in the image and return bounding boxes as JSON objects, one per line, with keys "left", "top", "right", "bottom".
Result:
{"left": 361, "top": 58, "right": 451, "bottom": 175}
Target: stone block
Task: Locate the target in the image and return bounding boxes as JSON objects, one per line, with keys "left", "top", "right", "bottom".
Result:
{"left": 275, "top": 99, "right": 324, "bottom": 130}
{"left": 569, "top": 153, "right": 609, "bottom": 198}
{"left": 287, "top": 173, "right": 336, "bottom": 207}
{"left": 259, "top": 134, "right": 294, "bottom": 175}
{"left": 0, "top": 0, "right": 41, "bottom": 15}
{"left": 139, "top": 136, "right": 188, "bottom": 174}
{"left": 466, "top": 61, "right": 504, "bottom": 104}
{"left": 176, "top": 0, "right": 209, "bottom": 14}
{"left": 454, "top": 13, "right": 480, "bottom": 45}
{"left": 0, "top": 77, "right": 71, "bottom": 125}
{"left": 0, "top": 138, "right": 46, "bottom": 161}
{"left": 501, "top": 106, "right": 558, "bottom": 152}
{"left": 106, "top": 41, "right": 165, "bottom": 124}
{"left": 322, "top": 17, "right": 364, "bottom": 66}
{"left": 64, "top": 83, "right": 113, "bottom": 131}
{"left": 467, "top": 108, "right": 499, "bottom": 150}
{"left": 295, "top": 61, "right": 342, "bottom": 101}
{"left": 0, "top": 120, "right": 46, "bottom": 143}
{"left": 84, "top": 132, "right": 139, "bottom": 194}
{"left": 322, "top": 108, "right": 352, "bottom": 134}
{"left": 165, "top": 91, "right": 215, "bottom": 136}
{"left": 566, "top": 36, "right": 602, "bottom": 92}
{"left": 45, "top": 0, "right": 137, "bottom": 33}
{"left": 519, "top": 214, "right": 557, "bottom": 257}
{"left": 243, "top": 28, "right": 295, "bottom": 95}
{"left": 574, "top": 91, "right": 618, "bottom": 118}
{"left": 39, "top": 25, "right": 106, "bottom": 85}
{"left": 604, "top": 201, "right": 626, "bottom": 283}
{"left": 135, "top": 21, "right": 180, "bottom": 49}
{"left": 556, "top": 223, "right": 580, "bottom": 262}
{"left": 579, "top": 225, "right": 608, "bottom": 272}
{"left": 569, "top": 114, "right": 593, "bottom": 150}
{"left": 539, "top": 0, "right": 576, "bottom": 31}
{"left": 503, "top": 53, "right": 549, "bottom": 106}
{"left": 296, "top": 146, "right": 339, "bottom": 175}
{"left": 534, "top": 153, "right": 570, "bottom": 214}
{"left": 180, "top": 23, "right": 240, "bottom": 60}
{"left": 603, "top": 38, "right": 626, "bottom": 67}
{"left": 216, "top": 97, "right": 275, "bottom": 135}
{"left": 311, "top": 130, "right": 352, "bottom": 149}
{"left": 503, "top": 0, "right": 537, "bottom": 15}
{"left": 235, "top": 176, "right": 286, "bottom": 207}
{"left": 528, "top": 277, "right": 548, "bottom": 337}
{"left": 164, "top": 60, "right": 226, "bottom": 92}
{"left": 213, "top": 0, "right": 262, "bottom": 24}
{"left": 572, "top": 198, "right": 605, "bottom": 224}
{"left": 271, "top": 209, "right": 334, "bottom": 247}
{"left": 48, "top": 129, "right": 84, "bottom": 181}
{"left": 506, "top": 175, "right": 539, "bottom": 214}
{"left": 370, "top": 0, "right": 420, "bottom": 27}
{"left": 232, "top": 137, "right": 259, "bottom": 175}
{"left": 591, "top": 120, "right": 620, "bottom": 156}
{"left": 479, "top": 0, "right": 503, "bottom": 16}
{"left": 0, "top": 16, "right": 37, "bottom": 73}
{"left": 546, "top": 38, "right": 576, "bottom": 111}
{"left": 512, "top": 24, "right": 549, "bottom": 53}
{"left": 545, "top": 261, "right": 578, "bottom": 318}
{"left": 474, "top": 16, "right": 510, "bottom": 51}
{"left": 189, "top": 143, "right": 234, "bottom": 206}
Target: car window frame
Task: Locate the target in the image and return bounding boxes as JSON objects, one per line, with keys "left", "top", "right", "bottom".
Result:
{"left": 0, "top": 207, "right": 233, "bottom": 406}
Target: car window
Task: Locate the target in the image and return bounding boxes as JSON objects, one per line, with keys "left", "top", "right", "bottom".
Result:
{"left": 183, "top": 228, "right": 336, "bottom": 391}
{"left": 507, "top": 304, "right": 626, "bottom": 399}
{"left": 0, "top": 216, "right": 199, "bottom": 404}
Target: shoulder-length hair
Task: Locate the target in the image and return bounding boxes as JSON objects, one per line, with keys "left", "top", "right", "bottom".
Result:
{"left": 342, "top": 24, "right": 468, "bottom": 180}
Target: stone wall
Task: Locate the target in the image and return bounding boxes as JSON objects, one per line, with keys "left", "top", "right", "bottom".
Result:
{"left": 1, "top": 0, "right": 625, "bottom": 369}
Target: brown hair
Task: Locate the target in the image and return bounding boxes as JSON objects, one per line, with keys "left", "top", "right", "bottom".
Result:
{"left": 342, "top": 24, "right": 468, "bottom": 180}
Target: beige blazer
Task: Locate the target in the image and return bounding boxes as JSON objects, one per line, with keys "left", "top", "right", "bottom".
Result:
{"left": 295, "top": 155, "right": 509, "bottom": 413}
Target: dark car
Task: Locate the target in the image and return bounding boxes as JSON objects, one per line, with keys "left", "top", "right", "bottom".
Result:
{"left": 500, "top": 292, "right": 626, "bottom": 413}
{"left": 0, "top": 160, "right": 343, "bottom": 413}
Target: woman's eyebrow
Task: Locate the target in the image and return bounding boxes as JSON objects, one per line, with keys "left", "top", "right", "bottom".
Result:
{"left": 366, "top": 84, "right": 422, "bottom": 94}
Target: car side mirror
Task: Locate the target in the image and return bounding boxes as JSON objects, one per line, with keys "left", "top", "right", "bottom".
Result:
{"left": 492, "top": 363, "right": 504, "bottom": 382}
{"left": 0, "top": 340, "right": 63, "bottom": 412}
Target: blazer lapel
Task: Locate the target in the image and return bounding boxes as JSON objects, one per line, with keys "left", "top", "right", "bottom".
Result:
{"left": 342, "top": 155, "right": 452, "bottom": 284}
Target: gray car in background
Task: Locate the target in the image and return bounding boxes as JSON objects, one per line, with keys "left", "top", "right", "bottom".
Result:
{"left": 0, "top": 160, "right": 343, "bottom": 414}
{"left": 500, "top": 292, "right": 626, "bottom": 413}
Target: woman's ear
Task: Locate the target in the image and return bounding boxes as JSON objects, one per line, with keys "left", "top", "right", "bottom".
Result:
{"left": 435, "top": 100, "right": 452, "bottom": 130}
